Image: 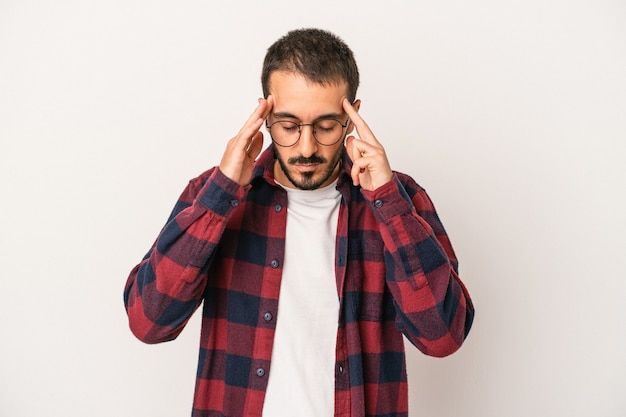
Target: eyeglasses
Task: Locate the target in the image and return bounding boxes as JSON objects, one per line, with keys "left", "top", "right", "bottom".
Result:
{"left": 265, "top": 118, "right": 350, "bottom": 147}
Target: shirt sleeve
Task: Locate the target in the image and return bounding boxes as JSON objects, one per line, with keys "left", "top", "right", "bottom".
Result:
{"left": 123, "top": 168, "right": 245, "bottom": 344}
{"left": 361, "top": 174, "right": 475, "bottom": 357}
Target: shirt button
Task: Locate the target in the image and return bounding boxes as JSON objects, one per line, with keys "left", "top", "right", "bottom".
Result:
{"left": 230, "top": 200, "right": 239, "bottom": 207}
{"left": 263, "top": 312, "right": 273, "bottom": 321}
{"left": 270, "top": 260, "right": 279, "bottom": 268}
{"left": 256, "top": 368, "right": 266, "bottom": 377}
{"left": 274, "top": 204, "right": 282, "bottom": 212}
{"left": 374, "top": 199, "right": 383, "bottom": 208}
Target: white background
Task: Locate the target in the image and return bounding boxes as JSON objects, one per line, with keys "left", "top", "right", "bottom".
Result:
{"left": 1, "top": 1, "right": 625, "bottom": 416}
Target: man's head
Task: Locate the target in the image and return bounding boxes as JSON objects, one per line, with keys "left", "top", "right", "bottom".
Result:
{"left": 261, "top": 28, "right": 360, "bottom": 104}
{"left": 261, "top": 29, "right": 361, "bottom": 190}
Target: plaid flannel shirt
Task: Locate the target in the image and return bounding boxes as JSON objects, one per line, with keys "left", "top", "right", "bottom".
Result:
{"left": 124, "top": 145, "right": 474, "bottom": 417}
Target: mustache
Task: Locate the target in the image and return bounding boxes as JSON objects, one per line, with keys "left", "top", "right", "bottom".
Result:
{"left": 288, "top": 155, "right": 327, "bottom": 164}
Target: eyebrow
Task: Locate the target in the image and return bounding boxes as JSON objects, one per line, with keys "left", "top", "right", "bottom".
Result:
{"left": 271, "top": 111, "right": 344, "bottom": 121}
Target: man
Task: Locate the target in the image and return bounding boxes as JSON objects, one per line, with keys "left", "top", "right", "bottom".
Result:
{"left": 124, "top": 28, "right": 474, "bottom": 417}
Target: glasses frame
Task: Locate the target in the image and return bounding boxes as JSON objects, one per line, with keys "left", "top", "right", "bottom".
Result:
{"left": 265, "top": 117, "right": 350, "bottom": 147}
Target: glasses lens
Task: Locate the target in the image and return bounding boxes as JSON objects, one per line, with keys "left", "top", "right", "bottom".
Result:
{"left": 271, "top": 121, "right": 300, "bottom": 146}
{"left": 313, "top": 120, "right": 343, "bottom": 145}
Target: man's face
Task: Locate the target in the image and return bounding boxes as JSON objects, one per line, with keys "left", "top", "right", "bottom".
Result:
{"left": 267, "top": 71, "right": 353, "bottom": 190}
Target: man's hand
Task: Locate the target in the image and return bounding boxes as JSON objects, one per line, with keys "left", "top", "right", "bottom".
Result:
{"left": 219, "top": 96, "right": 274, "bottom": 186}
{"left": 343, "top": 98, "right": 393, "bottom": 191}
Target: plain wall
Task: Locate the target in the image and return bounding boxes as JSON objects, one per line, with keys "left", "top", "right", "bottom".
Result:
{"left": 1, "top": 1, "right": 625, "bottom": 416}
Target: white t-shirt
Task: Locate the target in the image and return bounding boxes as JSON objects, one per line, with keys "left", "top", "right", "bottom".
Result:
{"left": 262, "top": 179, "right": 341, "bottom": 417}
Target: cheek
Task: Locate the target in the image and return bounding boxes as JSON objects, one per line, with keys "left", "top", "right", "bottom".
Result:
{"left": 276, "top": 147, "right": 293, "bottom": 161}
{"left": 274, "top": 147, "right": 297, "bottom": 167}
{"left": 327, "top": 144, "right": 345, "bottom": 161}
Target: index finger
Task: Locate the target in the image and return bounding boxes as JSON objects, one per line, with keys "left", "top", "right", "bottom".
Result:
{"left": 342, "top": 98, "right": 380, "bottom": 145}
{"left": 259, "top": 95, "right": 274, "bottom": 120}
{"left": 236, "top": 96, "right": 274, "bottom": 139}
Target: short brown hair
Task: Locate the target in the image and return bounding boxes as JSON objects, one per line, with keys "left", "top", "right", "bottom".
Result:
{"left": 261, "top": 28, "right": 360, "bottom": 102}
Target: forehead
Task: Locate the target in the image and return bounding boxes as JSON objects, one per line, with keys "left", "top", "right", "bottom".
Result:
{"left": 268, "top": 71, "right": 348, "bottom": 119}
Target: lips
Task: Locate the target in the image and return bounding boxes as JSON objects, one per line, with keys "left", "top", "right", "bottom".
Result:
{"left": 294, "top": 162, "right": 319, "bottom": 171}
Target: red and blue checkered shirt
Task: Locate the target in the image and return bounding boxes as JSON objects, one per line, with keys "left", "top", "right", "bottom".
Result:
{"left": 124, "top": 145, "right": 474, "bottom": 417}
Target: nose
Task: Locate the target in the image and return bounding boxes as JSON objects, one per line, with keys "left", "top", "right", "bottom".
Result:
{"left": 297, "top": 124, "right": 318, "bottom": 157}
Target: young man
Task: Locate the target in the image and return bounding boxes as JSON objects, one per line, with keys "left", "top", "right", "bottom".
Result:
{"left": 124, "top": 28, "right": 474, "bottom": 417}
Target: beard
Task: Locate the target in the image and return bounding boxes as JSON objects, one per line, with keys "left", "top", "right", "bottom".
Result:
{"left": 274, "top": 146, "right": 344, "bottom": 190}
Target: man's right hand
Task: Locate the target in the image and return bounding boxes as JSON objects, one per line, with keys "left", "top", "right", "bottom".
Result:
{"left": 219, "top": 96, "right": 274, "bottom": 186}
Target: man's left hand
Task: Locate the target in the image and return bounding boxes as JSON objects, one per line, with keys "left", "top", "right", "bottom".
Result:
{"left": 343, "top": 98, "right": 394, "bottom": 191}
